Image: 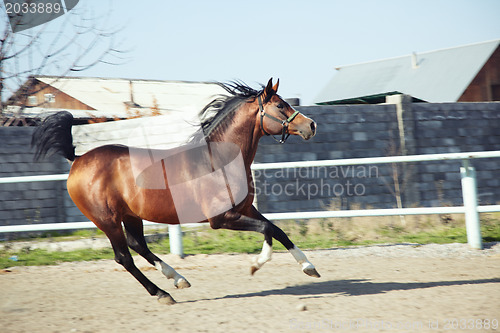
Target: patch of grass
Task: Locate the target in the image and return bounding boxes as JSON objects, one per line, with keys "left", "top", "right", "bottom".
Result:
{"left": 149, "top": 228, "right": 266, "bottom": 255}
{"left": 373, "top": 213, "right": 500, "bottom": 245}
{"left": 2, "top": 228, "right": 106, "bottom": 243}
{"left": 481, "top": 213, "right": 500, "bottom": 242}
{"left": 0, "top": 247, "right": 114, "bottom": 269}
{"left": 1, "top": 212, "right": 499, "bottom": 269}
{"left": 377, "top": 225, "right": 469, "bottom": 244}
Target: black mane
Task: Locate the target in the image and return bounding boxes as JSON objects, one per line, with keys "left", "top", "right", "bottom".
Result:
{"left": 191, "top": 81, "right": 264, "bottom": 142}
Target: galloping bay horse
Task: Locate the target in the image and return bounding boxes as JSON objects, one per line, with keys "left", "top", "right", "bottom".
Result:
{"left": 32, "top": 78, "right": 319, "bottom": 304}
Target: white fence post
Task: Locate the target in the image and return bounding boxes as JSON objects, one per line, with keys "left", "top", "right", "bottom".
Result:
{"left": 168, "top": 224, "right": 184, "bottom": 258}
{"left": 460, "top": 160, "right": 483, "bottom": 250}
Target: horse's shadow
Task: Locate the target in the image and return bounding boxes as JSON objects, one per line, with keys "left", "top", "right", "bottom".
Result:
{"left": 183, "top": 278, "right": 500, "bottom": 303}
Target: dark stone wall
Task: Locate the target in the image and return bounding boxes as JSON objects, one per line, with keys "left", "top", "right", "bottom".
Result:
{"left": 0, "top": 127, "right": 85, "bottom": 234}
{"left": 253, "top": 102, "right": 500, "bottom": 213}
{"left": 1, "top": 101, "right": 499, "bottom": 231}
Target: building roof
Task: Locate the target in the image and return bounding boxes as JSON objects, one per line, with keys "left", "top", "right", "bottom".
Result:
{"left": 33, "top": 76, "right": 228, "bottom": 114}
{"left": 314, "top": 39, "right": 500, "bottom": 104}
{"left": 2, "top": 76, "right": 230, "bottom": 126}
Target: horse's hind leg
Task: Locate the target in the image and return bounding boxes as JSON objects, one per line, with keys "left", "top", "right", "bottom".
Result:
{"left": 100, "top": 218, "right": 176, "bottom": 304}
{"left": 122, "top": 216, "right": 191, "bottom": 289}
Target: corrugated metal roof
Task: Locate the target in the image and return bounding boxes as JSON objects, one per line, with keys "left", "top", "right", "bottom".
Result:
{"left": 35, "top": 76, "right": 228, "bottom": 115}
{"left": 314, "top": 39, "right": 500, "bottom": 104}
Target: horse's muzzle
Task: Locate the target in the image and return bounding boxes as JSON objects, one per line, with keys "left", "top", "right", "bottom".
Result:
{"left": 298, "top": 118, "right": 317, "bottom": 140}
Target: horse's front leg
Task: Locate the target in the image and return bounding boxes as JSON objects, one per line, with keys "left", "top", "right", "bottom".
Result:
{"left": 210, "top": 208, "right": 320, "bottom": 278}
{"left": 245, "top": 205, "right": 320, "bottom": 278}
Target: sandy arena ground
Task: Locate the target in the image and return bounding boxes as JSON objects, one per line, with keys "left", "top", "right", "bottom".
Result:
{"left": 1, "top": 243, "right": 499, "bottom": 333}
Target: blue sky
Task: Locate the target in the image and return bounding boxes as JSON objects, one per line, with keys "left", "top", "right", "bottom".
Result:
{"left": 5, "top": 0, "right": 500, "bottom": 105}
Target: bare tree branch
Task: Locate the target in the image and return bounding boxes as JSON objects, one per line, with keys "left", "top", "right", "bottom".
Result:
{"left": 0, "top": 1, "right": 129, "bottom": 111}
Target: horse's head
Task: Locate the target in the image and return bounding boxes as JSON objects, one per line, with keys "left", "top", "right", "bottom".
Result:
{"left": 258, "top": 78, "right": 316, "bottom": 143}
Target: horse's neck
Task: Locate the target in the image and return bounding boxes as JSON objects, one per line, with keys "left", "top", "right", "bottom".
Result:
{"left": 211, "top": 113, "right": 262, "bottom": 169}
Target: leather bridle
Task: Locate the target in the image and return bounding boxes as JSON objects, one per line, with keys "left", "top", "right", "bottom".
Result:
{"left": 258, "top": 95, "right": 299, "bottom": 144}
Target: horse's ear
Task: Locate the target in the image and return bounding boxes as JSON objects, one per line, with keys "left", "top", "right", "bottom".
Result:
{"left": 263, "top": 78, "right": 277, "bottom": 102}
{"left": 272, "top": 78, "right": 279, "bottom": 93}
{"left": 264, "top": 78, "right": 274, "bottom": 95}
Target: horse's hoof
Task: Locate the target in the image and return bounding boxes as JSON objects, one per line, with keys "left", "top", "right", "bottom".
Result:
{"left": 157, "top": 291, "right": 176, "bottom": 305}
{"left": 303, "top": 267, "right": 321, "bottom": 278}
{"left": 175, "top": 278, "right": 191, "bottom": 289}
{"left": 250, "top": 265, "right": 259, "bottom": 276}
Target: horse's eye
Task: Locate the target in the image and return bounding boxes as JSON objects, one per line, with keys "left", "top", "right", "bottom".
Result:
{"left": 277, "top": 103, "right": 284, "bottom": 109}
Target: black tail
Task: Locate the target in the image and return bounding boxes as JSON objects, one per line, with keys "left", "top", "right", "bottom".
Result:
{"left": 32, "top": 111, "right": 76, "bottom": 162}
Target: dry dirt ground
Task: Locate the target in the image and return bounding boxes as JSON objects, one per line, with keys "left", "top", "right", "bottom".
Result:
{"left": 1, "top": 244, "right": 499, "bottom": 333}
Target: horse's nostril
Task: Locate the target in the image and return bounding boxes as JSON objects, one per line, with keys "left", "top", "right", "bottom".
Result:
{"left": 310, "top": 121, "right": 316, "bottom": 133}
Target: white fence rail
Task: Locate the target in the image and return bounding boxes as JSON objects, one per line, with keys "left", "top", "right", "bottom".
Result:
{"left": 1, "top": 151, "right": 500, "bottom": 252}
